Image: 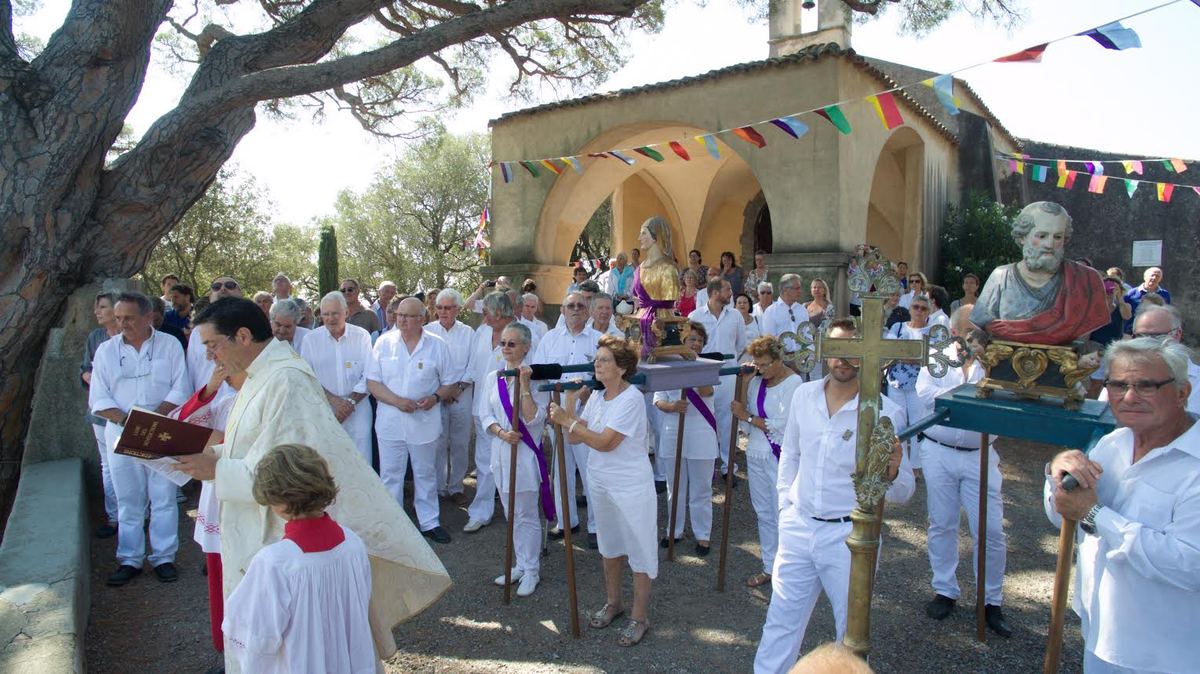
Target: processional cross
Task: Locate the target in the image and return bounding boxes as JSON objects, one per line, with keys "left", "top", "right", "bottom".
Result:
{"left": 818, "top": 247, "right": 961, "bottom": 659}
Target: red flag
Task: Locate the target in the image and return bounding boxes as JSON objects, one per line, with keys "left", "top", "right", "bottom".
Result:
{"left": 668, "top": 141, "right": 691, "bottom": 161}
{"left": 732, "top": 126, "right": 767, "bottom": 149}
{"left": 867, "top": 92, "right": 904, "bottom": 130}
{"left": 995, "top": 43, "right": 1048, "bottom": 62}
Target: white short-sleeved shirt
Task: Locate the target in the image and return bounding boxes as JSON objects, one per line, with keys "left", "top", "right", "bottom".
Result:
{"left": 367, "top": 331, "right": 454, "bottom": 443}
{"left": 89, "top": 330, "right": 191, "bottom": 415}
{"left": 688, "top": 302, "right": 746, "bottom": 358}
{"left": 654, "top": 389, "right": 718, "bottom": 460}
{"left": 761, "top": 300, "right": 811, "bottom": 353}
{"left": 299, "top": 324, "right": 373, "bottom": 398}
{"left": 481, "top": 367, "right": 551, "bottom": 493}
{"left": 746, "top": 374, "right": 803, "bottom": 459}
{"left": 424, "top": 320, "right": 476, "bottom": 385}
{"left": 581, "top": 384, "right": 650, "bottom": 480}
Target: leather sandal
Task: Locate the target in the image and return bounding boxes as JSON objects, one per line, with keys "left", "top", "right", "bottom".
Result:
{"left": 618, "top": 618, "right": 649, "bottom": 647}
{"left": 745, "top": 572, "right": 772, "bottom": 588}
{"left": 589, "top": 603, "right": 625, "bottom": 629}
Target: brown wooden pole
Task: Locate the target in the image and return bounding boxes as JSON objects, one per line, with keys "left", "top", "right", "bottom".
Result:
{"left": 502, "top": 374, "right": 521, "bottom": 605}
{"left": 1045, "top": 515, "right": 1076, "bottom": 674}
{"left": 976, "top": 432, "right": 989, "bottom": 642}
{"left": 667, "top": 387, "right": 689, "bottom": 562}
{"left": 716, "top": 372, "right": 748, "bottom": 591}
{"left": 551, "top": 389, "right": 581, "bottom": 638}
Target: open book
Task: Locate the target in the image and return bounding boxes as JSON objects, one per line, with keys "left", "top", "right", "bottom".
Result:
{"left": 116, "top": 407, "right": 214, "bottom": 460}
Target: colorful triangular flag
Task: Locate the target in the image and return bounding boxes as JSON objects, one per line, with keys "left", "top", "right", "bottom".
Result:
{"left": 539, "top": 159, "right": 563, "bottom": 175}
{"left": 499, "top": 162, "right": 513, "bottom": 183}
{"left": 922, "top": 75, "right": 960, "bottom": 116}
{"left": 608, "top": 151, "right": 636, "bottom": 166}
{"left": 633, "top": 146, "right": 665, "bottom": 162}
{"left": 519, "top": 161, "right": 540, "bottom": 177}
{"left": 696, "top": 134, "right": 721, "bottom": 160}
{"left": 1122, "top": 160, "right": 1143, "bottom": 175}
{"left": 866, "top": 92, "right": 904, "bottom": 130}
{"left": 1157, "top": 183, "right": 1174, "bottom": 202}
{"left": 732, "top": 126, "right": 768, "bottom": 149}
{"left": 995, "top": 43, "right": 1048, "bottom": 62}
{"left": 1088, "top": 174, "right": 1108, "bottom": 194}
{"left": 1057, "top": 170, "right": 1077, "bottom": 189}
{"left": 1081, "top": 22, "right": 1141, "bottom": 50}
{"left": 1032, "top": 165, "right": 1048, "bottom": 183}
{"left": 815, "top": 105, "right": 852, "bottom": 135}
{"left": 769, "top": 116, "right": 810, "bottom": 139}
{"left": 1125, "top": 179, "right": 1138, "bottom": 198}
{"left": 561, "top": 156, "right": 583, "bottom": 174}
{"left": 1170, "top": 158, "right": 1187, "bottom": 173}
{"left": 1057, "top": 160, "right": 1068, "bottom": 174}
{"left": 668, "top": 141, "right": 691, "bottom": 161}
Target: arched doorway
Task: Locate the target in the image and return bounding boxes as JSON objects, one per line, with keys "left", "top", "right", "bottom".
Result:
{"left": 865, "top": 127, "right": 926, "bottom": 267}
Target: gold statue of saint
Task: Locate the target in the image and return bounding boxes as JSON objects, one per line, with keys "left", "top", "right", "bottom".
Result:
{"left": 624, "top": 216, "right": 691, "bottom": 360}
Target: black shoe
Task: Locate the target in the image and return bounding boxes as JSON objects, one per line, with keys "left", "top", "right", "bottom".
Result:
{"left": 107, "top": 564, "right": 142, "bottom": 587}
{"left": 654, "top": 480, "right": 667, "bottom": 494}
{"left": 925, "top": 594, "right": 955, "bottom": 620}
{"left": 154, "top": 563, "right": 179, "bottom": 583}
{"left": 587, "top": 533, "right": 598, "bottom": 549}
{"left": 421, "top": 526, "right": 452, "bottom": 544}
{"left": 548, "top": 524, "right": 580, "bottom": 540}
{"left": 94, "top": 523, "right": 118, "bottom": 539}
{"left": 659, "top": 536, "right": 684, "bottom": 549}
{"left": 576, "top": 494, "right": 588, "bottom": 508}
{"left": 694, "top": 543, "right": 711, "bottom": 557}
{"left": 985, "top": 604, "right": 1012, "bottom": 638}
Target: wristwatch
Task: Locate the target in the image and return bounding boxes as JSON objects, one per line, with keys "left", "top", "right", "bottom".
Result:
{"left": 347, "top": 397, "right": 358, "bottom": 406}
{"left": 1080, "top": 504, "right": 1103, "bottom": 535}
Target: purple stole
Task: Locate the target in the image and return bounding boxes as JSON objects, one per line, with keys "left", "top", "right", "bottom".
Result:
{"left": 631, "top": 266, "right": 676, "bottom": 356}
{"left": 684, "top": 389, "right": 718, "bottom": 434}
{"left": 755, "top": 379, "right": 782, "bottom": 459}
{"left": 497, "top": 376, "right": 556, "bottom": 521}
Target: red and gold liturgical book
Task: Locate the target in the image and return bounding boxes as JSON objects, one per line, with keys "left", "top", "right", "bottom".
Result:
{"left": 115, "top": 408, "right": 212, "bottom": 460}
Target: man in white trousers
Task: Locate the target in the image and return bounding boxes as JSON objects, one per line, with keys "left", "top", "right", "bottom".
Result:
{"left": 368, "top": 298, "right": 458, "bottom": 544}
{"left": 754, "top": 318, "right": 914, "bottom": 674}
{"left": 90, "top": 291, "right": 190, "bottom": 586}
{"left": 425, "top": 289, "right": 477, "bottom": 507}
{"left": 914, "top": 305, "right": 1011, "bottom": 636}
{"left": 299, "top": 291, "right": 374, "bottom": 465}
{"left": 533, "top": 291, "right": 601, "bottom": 547}
{"left": 688, "top": 276, "right": 746, "bottom": 477}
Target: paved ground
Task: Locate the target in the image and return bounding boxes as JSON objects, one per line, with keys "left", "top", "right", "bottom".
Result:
{"left": 85, "top": 436, "right": 1084, "bottom": 673}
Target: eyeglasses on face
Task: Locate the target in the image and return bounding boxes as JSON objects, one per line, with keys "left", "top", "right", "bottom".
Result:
{"left": 909, "top": 279, "right": 923, "bottom": 285}
{"left": 435, "top": 305, "right": 458, "bottom": 311}
{"left": 1103, "top": 378, "right": 1175, "bottom": 397}
{"left": 211, "top": 281, "right": 239, "bottom": 291}
{"left": 910, "top": 305, "right": 930, "bottom": 312}
{"left": 564, "top": 302, "right": 587, "bottom": 310}
{"left": 340, "top": 286, "right": 358, "bottom": 293}
{"left": 498, "top": 340, "right": 522, "bottom": 348}
{"left": 1132, "top": 330, "right": 1177, "bottom": 339}
{"left": 397, "top": 313, "right": 424, "bottom": 320}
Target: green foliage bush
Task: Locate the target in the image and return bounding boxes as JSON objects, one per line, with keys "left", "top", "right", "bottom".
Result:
{"left": 938, "top": 192, "right": 1020, "bottom": 299}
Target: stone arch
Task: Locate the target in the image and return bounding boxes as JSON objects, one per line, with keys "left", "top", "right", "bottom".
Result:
{"left": 865, "top": 126, "right": 926, "bottom": 266}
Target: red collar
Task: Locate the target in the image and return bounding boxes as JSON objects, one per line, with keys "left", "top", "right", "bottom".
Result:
{"left": 283, "top": 513, "right": 345, "bottom": 553}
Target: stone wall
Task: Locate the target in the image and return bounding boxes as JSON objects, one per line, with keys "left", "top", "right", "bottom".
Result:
{"left": 1012, "top": 141, "right": 1199, "bottom": 348}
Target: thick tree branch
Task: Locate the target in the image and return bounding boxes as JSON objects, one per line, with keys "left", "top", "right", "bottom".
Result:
{"left": 0, "top": 0, "right": 16, "bottom": 62}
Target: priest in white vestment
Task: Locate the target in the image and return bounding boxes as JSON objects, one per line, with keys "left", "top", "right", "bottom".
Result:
{"left": 177, "top": 298, "right": 451, "bottom": 673}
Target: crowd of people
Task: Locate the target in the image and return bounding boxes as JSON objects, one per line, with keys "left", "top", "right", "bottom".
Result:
{"left": 77, "top": 207, "right": 1197, "bottom": 672}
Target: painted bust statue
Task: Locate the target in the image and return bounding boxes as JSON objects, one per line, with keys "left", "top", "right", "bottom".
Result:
{"left": 970, "top": 201, "right": 1109, "bottom": 346}
{"left": 630, "top": 216, "right": 681, "bottom": 354}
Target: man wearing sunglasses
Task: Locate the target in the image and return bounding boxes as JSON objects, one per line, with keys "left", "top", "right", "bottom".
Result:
{"left": 1046, "top": 337, "right": 1199, "bottom": 672}
{"left": 340, "top": 278, "right": 380, "bottom": 336}
{"left": 89, "top": 291, "right": 190, "bottom": 587}
{"left": 534, "top": 291, "right": 602, "bottom": 547}
{"left": 187, "top": 276, "right": 242, "bottom": 392}
{"left": 1098, "top": 304, "right": 1199, "bottom": 414}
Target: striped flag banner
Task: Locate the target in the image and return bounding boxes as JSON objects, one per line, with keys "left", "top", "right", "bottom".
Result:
{"left": 520, "top": 161, "right": 540, "bottom": 177}
{"left": 922, "top": 75, "right": 960, "bottom": 116}
{"left": 1157, "top": 183, "right": 1174, "bottom": 202}
{"left": 539, "top": 159, "right": 563, "bottom": 175}
{"left": 633, "top": 146, "right": 665, "bottom": 162}
{"left": 769, "top": 116, "right": 810, "bottom": 139}
{"left": 499, "top": 162, "right": 513, "bottom": 183}
{"left": 866, "top": 92, "right": 904, "bottom": 130}
{"left": 1088, "top": 174, "right": 1108, "bottom": 194}
{"left": 696, "top": 135, "right": 721, "bottom": 160}
{"left": 608, "top": 151, "right": 636, "bottom": 166}
{"left": 732, "top": 126, "right": 768, "bottom": 148}
{"left": 561, "top": 157, "right": 583, "bottom": 174}
{"left": 815, "top": 105, "right": 852, "bottom": 135}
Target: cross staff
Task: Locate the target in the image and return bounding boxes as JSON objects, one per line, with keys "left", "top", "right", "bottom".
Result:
{"left": 819, "top": 292, "right": 929, "bottom": 660}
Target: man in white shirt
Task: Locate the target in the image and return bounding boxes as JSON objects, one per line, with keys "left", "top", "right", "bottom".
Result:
{"left": 534, "top": 291, "right": 602, "bottom": 546}
{"left": 915, "top": 306, "right": 1010, "bottom": 636}
{"left": 754, "top": 318, "right": 914, "bottom": 674}
{"left": 425, "top": 289, "right": 477, "bottom": 507}
{"left": 518, "top": 292, "right": 549, "bottom": 341}
{"left": 299, "top": 292, "right": 374, "bottom": 465}
{"left": 270, "top": 273, "right": 292, "bottom": 302}
{"left": 753, "top": 281, "right": 774, "bottom": 318}
{"left": 1046, "top": 337, "right": 1199, "bottom": 673}
{"left": 372, "top": 280, "right": 398, "bottom": 332}
{"left": 553, "top": 280, "right": 599, "bottom": 330}
{"left": 688, "top": 276, "right": 746, "bottom": 475}
{"left": 1099, "top": 304, "right": 1200, "bottom": 414}
{"left": 368, "top": 298, "right": 458, "bottom": 543}
{"left": 465, "top": 292, "right": 533, "bottom": 532}
{"left": 694, "top": 265, "right": 722, "bottom": 309}
{"left": 269, "top": 298, "right": 309, "bottom": 353}
{"left": 587, "top": 292, "right": 624, "bottom": 338}
{"left": 188, "top": 275, "right": 242, "bottom": 392}
{"left": 89, "top": 292, "right": 190, "bottom": 587}
{"left": 597, "top": 257, "right": 617, "bottom": 295}
{"left": 761, "top": 274, "right": 811, "bottom": 364}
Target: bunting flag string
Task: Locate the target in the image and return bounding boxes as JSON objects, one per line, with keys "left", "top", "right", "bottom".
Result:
{"left": 490, "top": 1, "right": 1187, "bottom": 184}
{"left": 1004, "top": 156, "right": 1200, "bottom": 204}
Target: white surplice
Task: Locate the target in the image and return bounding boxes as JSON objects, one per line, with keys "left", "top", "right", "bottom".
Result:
{"left": 214, "top": 339, "right": 451, "bottom": 673}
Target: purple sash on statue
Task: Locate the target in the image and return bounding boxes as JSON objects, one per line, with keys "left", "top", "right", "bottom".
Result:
{"left": 632, "top": 266, "right": 676, "bottom": 355}
{"left": 684, "top": 389, "right": 719, "bottom": 434}
{"left": 497, "top": 376, "right": 556, "bottom": 521}
{"left": 755, "top": 380, "right": 782, "bottom": 459}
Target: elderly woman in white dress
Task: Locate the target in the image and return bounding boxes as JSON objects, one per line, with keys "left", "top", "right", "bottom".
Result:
{"left": 655, "top": 323, "right": 718, "bottom": 556}
{"left": 480, "top": 322, "right": 551, "bottom": 598}
{"left": 549, "top": 335, "right": 656, "bottom": 647}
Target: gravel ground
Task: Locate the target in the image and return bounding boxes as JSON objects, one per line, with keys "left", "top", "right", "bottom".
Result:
{"left": 85, "top": 437, "right": 1084, "bottom": 673}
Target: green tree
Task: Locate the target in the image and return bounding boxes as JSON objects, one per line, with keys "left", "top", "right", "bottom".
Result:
{"left": 938, "top": 192, "right": 1020, "bottom": 298}
{"left": 141, "top": 169, "right": 318, "bottom": 297}
{"left": 572, "top": 196, "right": 613, "bottom": 270}
{"left": 330, "top": 126, "right": 489, "bottom": 295}
{"left": 318, "top": 225, "right": 340, "bottom": 298}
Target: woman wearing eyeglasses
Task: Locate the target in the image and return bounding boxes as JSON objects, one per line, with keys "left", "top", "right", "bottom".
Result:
{"left": 677, "top": 269, "right": 699, "bottom": 317}
{"left": 886, "top": 293, "right": 934, "bottom": 471}
{"left": 481, "top": 322, "right": 551, "bottom": 598}
{"left": 548, "top": 335, "right": 656, "bottom": 647}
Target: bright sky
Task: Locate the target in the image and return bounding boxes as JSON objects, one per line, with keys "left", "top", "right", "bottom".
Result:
{"left": 20, "top": 0, "right": 1200, "bottom": 225}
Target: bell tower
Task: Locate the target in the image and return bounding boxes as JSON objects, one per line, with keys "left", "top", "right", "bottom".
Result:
{"left": 768, "top": 0, "right": 853, "bottom": 57}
